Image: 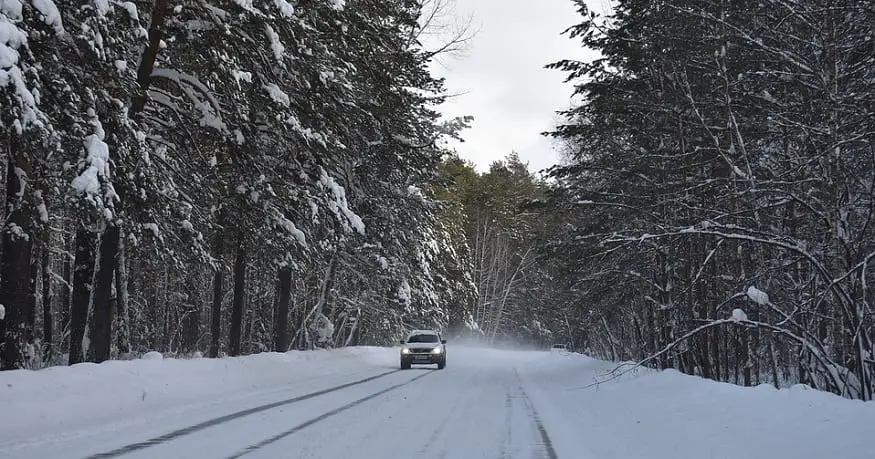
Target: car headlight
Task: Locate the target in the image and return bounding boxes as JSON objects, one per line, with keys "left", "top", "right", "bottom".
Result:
{"left": 431, "top": 347, "right": 442, "bottom": 354}
{"left": 401, "top": 347, "right": 410, "bottom": 354}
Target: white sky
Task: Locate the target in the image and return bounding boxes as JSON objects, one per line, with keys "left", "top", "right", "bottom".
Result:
{"left": 424, "top": 0, "right": 607, "bottom": 173}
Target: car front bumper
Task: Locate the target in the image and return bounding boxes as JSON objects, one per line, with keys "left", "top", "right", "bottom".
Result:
{"left": 401, "top": 353, "right": 444, "bottom": 364}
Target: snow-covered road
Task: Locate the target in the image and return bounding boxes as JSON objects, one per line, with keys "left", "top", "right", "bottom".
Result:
{"left": 2, "top": 347, "right": 563, "bottom": 459}
{"left": 2, "top": 346, "right": 873, "bottom": 459}
{"left": 188, "top": 364, "right": 559, "bottom": 459}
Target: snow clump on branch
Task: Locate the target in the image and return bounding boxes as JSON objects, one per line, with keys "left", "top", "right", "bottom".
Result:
{"left": 746, "top": 286, "right": 770, "bottom": 306}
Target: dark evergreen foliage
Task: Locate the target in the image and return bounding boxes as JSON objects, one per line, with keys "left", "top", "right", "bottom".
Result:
{"left": 545, "top": 0, "right": 875, "bottom": 400}
{"left": 0, "top": 0, "right": 473, "bottom": 369}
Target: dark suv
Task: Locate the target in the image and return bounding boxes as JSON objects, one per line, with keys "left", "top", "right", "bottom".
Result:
{"left": 399, "top": 330, "right": 446, "bottom": 369}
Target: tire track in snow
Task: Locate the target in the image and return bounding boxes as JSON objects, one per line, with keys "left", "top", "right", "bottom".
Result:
{"left": 498, "top": 389, "right": 514, "bottom": 459}
{"left": 225, "top": 370, "right": 435, "bottom": 458}
{"left": 413, "top": 369, "right": 486, "bottom": 459}
{"left": 514, "top": 369, "right": 559, "bottom": 459}
{"left": 83, "top": 369, "right": 402, "bottom": 459}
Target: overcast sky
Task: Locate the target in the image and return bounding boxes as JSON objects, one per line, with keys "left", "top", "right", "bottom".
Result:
{"left": 423, "top": 0, "right": 607, "bottom": 173}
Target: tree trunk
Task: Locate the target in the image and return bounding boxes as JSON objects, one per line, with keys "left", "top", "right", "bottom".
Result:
{"left": 160, "top": 266, "right": 170, "bottom": 352}
{"left": 27, "top": 246, "right": 38, "bottom": 356}
{"left": 0, "top": 156, "right": 35, "bottom": 370}
{"left": 767, "top": 336, "right": 780, "bottom": 388}
{"left": 130, "top": 0, "right": 170, "bottom": 118}
{"left": 147, "top": 264, "right": 159, "bottom": 347}
{"left": 79, "top": 0, "right": 172, "bottom": 361}
{"left": 701, "top": 335, "right": 713, "bottom": 380}
{"left": 209, "top": 217, "right": 225, "bottom": 358}
{"left": 41, "top": 235, "right": 53, "bottom": 362}
{"left": 182, "top": 270, "right": 200, "bottom": 354}
{"left": 90, "top": 225, "right": 119, "bottom": 363}
{"left": 60, "top": 235, "right": 72, "bottom": 353}
{"left": 209, "top": 268, "right": 224, "bottom": 356}
{"left": 743, "top": 327, "right": 753, "bottom": 387}
{"left": 274, "top": 266, "right": 292, "bottom": 352}
{"left": 85, "top": 107, "right": 122, "bottom": 364}
{"left": 229, "top": 230, "right": 247, "bottom": 357}
{"left": 0, "top": 145, "right": 5, "bottom": 262}
{"left": 712, "top": 327, "right": 722, "bottom": 381}
{"left": 182, "top": 303, "right": 200, "bottom": 354}
{"left": 314, "top": 253, "right": 338, "bottom": 319}
{"left": 114, "top": 231, "right": 130, "bottom": 357}
{"left": 68, "top": 229, "right": 96, "bottom": 365}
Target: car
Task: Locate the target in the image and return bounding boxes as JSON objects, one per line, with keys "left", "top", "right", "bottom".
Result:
{"left": 399, "top": 330, "right": 446, "bottom": 370}
{"left": 550, "top": 343, "right": 569, "bottom": 354}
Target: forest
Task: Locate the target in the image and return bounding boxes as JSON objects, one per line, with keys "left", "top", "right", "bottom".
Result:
{"left": 544, "top": 0, "right": 875, "bottom": 401}
{"left": 0, "top": 0, "right": 483, "bottom": 369}
{"left": 1, "top": 0, "right": 874, "bottom": 402}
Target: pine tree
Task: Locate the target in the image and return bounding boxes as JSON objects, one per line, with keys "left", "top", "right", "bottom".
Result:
{"left": 545, "top": 0, "right": 875, "bottom": 399}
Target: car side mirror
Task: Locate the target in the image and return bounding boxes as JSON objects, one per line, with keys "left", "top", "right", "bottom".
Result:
{"left": 399, "top": 340, "right": 406, "bottom": 345}
{"left": 441, "top": 339, "right": 447, "bottom": 344}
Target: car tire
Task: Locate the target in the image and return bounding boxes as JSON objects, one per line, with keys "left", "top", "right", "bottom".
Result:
{"left": 400, "top": 360, "right": 411, "bottom": 370}
{"left": 437, "top": 360, "right": 445, "bottom": 370}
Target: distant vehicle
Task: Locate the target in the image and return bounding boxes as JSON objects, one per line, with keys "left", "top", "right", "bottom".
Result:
{"left": 400, "top": 330, "right": 447, "bottom": 370}
{"left": 550, "top": 343, "right": 569, "bottom": 354}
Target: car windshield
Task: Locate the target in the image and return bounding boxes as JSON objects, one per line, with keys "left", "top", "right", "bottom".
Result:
{"left": 407, "top": 334, "right": 439, "bottom": 343}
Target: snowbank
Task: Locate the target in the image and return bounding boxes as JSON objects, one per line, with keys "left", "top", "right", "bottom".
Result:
{"left": 519, "top": 354, "right": 875, "bottom": 459}
{"left": 0, "top": 346, "right": 395, "bottom": 449}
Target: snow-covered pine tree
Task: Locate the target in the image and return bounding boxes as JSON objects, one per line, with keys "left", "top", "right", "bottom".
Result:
{"left": 0, "top": 0, "right": 63, "bottom": 370}
{"left": 0, "top": 0, "right": 479, "bottom": 365}
{"left": 546, "top": 0, "right": 875, "bottom": 399}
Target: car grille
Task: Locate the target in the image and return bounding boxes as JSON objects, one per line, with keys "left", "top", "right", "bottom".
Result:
{"left": 409, "top": 348, "right": 433, "bottom": 354}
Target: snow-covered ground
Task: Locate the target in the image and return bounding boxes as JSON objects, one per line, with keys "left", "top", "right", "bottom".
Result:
{"left": 518, "top": 354, "right": 873, "bottom": 459}
{"left": 0, "top": 346, "right": 872, "bottom": 459}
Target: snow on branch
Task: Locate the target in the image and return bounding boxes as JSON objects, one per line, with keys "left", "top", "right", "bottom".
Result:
{"left": 615, "top": 224, "right": 863, "bottom": 326}
{"left": 92, "top": 0, "right": 110, "bottom": 16}
{"left": 232, "top": 0, "right": 255, "bottom": 12}
{"left": 668, "top": 4, "right": 814, "bottom": 75}
{"left": 272, "top": 0, "right": 294, "bottom": 17}
{"left": 746, "top": 286, "right": 770, "bottom": 306}
{"left": 70, "top": 109, "right": 118, "bottom": 220}
{"left": 272, "top": 212, "right": 307, "bottom": 246}
{"left": 263, "top": 83, "right": 290, "bottom": 107}
{"left": 264, "top": 24, "right": 284, "bottom": 64}
{"left": 119, "top": 1, "right": 139, "bottom": 21}
{"left": 0, "top": 7, "right": 45, "bottom": 133}
{"left": 31, "top": 0, "right": 64, "bottom": 34}
{"left": 286, "top": 115, "right": 327, "bottom": 146}
{"left": 574, "top": 306, "right": 851, "bottom": 397}
{"left": 318, "top": 171, "right": 365, "bottom": 235}
{"left": 605, "top": 225, "right": 832, "bottom": 287}
{"left": 150, "top": 68, "right": 226, "bottom": 133}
